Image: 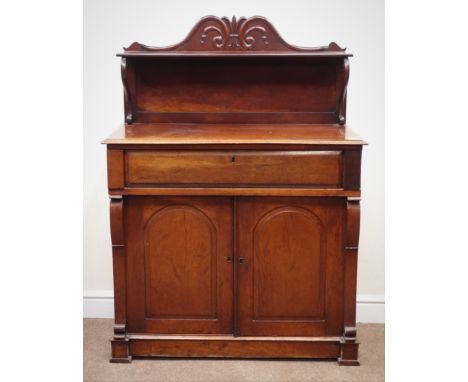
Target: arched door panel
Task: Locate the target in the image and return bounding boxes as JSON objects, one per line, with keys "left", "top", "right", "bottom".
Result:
{"left": 237, "top": 197, "right": 345, "bottom": 336}
{"left": 125, "top": 196, "right": 233, "bottom": 334}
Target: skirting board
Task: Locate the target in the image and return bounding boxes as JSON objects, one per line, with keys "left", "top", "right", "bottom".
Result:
{"left": 83, "top": 291, "right": 384, "bottom": 323}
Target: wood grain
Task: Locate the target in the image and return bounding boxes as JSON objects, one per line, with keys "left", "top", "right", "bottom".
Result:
{"left": 109, "top": 197, "right": 126, "bottom": 333}
{"left": 144, "top": 205, "right": 217, "bottom": 319}
{"left": 107, "top": 149, "right": 124, "bottom": 189}
{"left": 132, "top": 58, "right": 341, "bottom": 124}
{"left": 237, "top": 197, "right": 345, "bottom": 337}
{"left": 125, "top": 196, "right": 233, "bottom": 335}
{"left": 109, "top": 197, "right": 131, "bottom": 363}
{"left": 129, "top": 336, "right": 341, "bottom": 359}
{"left": 343, "top": 150, "right": 362, "bottom": 190}
{"left": 103, "top": 123, "right": 366, "bottom": 146}
{"left": 339, "top": 197, "right": 361, "bottom": 365}
{"left": 110, "top": 188, "right": 360, "bottom": 197}
{"left": 126, "top": 150, "right": 342, "bottom": 187}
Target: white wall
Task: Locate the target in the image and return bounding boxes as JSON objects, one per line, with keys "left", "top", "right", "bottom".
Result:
{"left": 84, "top": 0, "right": 384, "bottom": 321}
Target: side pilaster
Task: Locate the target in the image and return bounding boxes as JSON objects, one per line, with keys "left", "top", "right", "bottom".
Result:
{"left": 338, "top": 197, "right": 360, "bottom": 366}
{"left": 109, "top": 196, "right": 131, "bottom": 363}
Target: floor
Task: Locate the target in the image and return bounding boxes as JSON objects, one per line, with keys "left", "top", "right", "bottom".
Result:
{"left": 84, "top": 319, "right": 384, "bottom": 382}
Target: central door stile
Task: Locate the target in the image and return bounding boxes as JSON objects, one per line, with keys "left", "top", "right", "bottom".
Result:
{"left": 233, "top": 196, "right": 240, "bottom": 337}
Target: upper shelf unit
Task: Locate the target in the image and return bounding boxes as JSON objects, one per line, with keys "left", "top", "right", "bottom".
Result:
{"left": 118, "top": 16, "right": 352, "bottom": 125}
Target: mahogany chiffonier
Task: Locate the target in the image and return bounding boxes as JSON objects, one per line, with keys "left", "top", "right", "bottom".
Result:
{"left": 103, "top": 16, "right": 366, "bottom": 365}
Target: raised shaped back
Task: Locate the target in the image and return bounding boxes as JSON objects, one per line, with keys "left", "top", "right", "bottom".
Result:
{"left": 119, "top": 16, "right": 351, "bottom": 125}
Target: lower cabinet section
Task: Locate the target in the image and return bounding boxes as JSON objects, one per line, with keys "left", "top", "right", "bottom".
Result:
{"left": 111, "top": 195, "right": 359, "bottom": 365}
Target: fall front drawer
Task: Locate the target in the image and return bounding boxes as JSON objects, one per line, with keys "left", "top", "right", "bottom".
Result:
{"left": 125, "top": 150, "right": 342, "bottom": 187}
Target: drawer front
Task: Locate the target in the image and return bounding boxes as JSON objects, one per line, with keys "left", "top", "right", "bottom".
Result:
{"left": 126, "top": 150, "right": 342, "bottom": 187}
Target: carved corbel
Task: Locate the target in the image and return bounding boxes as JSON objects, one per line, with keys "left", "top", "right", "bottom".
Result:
{"left": 338, "top": 197, "right": 360, "bottom": 366}
{"left": 338, "top": 58, "right": 350, "bottom": 125}
{"left": 343, "top": 326, "right": 357, "bottom": 343}
{"left": 121, "top": 58, "right": 133, "bottom": 124}
{"left": 344, "top": 197, "right": 360, "bottom": 326}
{"left": 113, "top": 323, "right": 126, "bottom": 339}
{"left": 109, "top": 196, "right": 131, "bottom": 362}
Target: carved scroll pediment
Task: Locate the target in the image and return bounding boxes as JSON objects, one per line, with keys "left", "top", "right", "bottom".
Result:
{"left": 199, "top": 16, "right": 270, "bottom": 49}
{"left": 123, "top": 16, "right": 346, "bottom": 53}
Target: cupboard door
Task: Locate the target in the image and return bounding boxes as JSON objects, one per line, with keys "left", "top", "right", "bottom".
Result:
{"left": 237, "top": 197, "right": 345, "bottom": 336}
{"left": 125, "top": 196, "right": 233, "bottom": 334}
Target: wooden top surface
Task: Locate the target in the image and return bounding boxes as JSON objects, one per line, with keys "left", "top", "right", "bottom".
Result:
{"left": 118, "top": 52, "right": 352, "bottom": 58}
{"left": 103, "top": 124, "right": 367, "bottom": 146}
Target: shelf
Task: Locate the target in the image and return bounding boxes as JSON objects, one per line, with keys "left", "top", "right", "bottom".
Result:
{"left": 118, "top": 52, "right": 353, "bottom": 58}
{"left": 103, "top": 123, "right": 367, "bottom": 146}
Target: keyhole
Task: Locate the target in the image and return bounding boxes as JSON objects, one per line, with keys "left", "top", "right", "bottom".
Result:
{"left": 231, "top": 156, "right": 236, "bottom": 163}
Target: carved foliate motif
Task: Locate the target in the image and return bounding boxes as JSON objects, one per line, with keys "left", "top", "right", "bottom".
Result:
{"left": 122, "top": 16, "right": 347, "bottom": 53}
{"left": 200, "top": 16, "right": 269, "bottom": 49}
